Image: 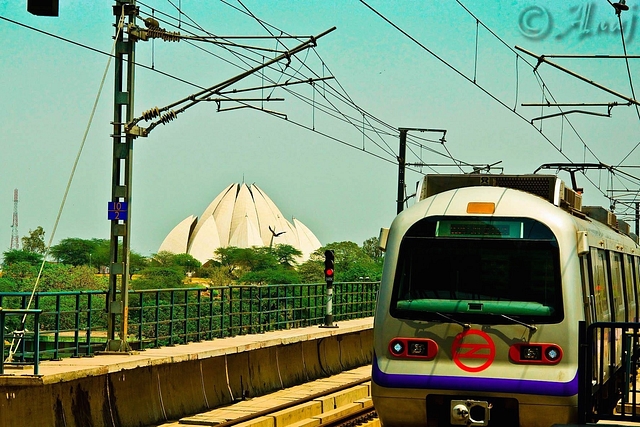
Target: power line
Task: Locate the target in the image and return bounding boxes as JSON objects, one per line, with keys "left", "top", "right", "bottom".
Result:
{"left": 359, "top": 0, "right": 640, "bottom": 209}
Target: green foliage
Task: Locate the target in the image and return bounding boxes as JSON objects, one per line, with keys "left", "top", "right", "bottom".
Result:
{"left": 38, "top": 264, "right": 108, "bottom": 291}
{"left": 149, "top": 251, "right": 200, "bottom": 276}
{"left": 21, "top": 226, "right": 46, "bottom": 254}
{"left": 362, "top": 236, "right": 384, "bottom": 262}
{"left": 91, "top": 239, "right": 110, "bottom": 268}
{"left": 195, "top": 265, "right": 234, "bottom": 286}
{"left": 297, "top": 256, "right": 323, "bottom": 283}
{"left": 0, "top": 263, "right": 107, "bottom": 292}
{"left": 0, "top": 277, "right": 17, "bottom": 292}
{"left": 131, "top": 267, "right": 185, "bottom": 289}
{"left": 1, "top": 261, "right": 39, "bottom": 291}
{"left": 212, "top": 245, "right": 303, "bottom": 285}
{"left": 50, "top": 238, "right": 95, "bottom": 266}
{"left": 172, "top": 253, "right": 201, "bottom": 273}
{"left": 298, "top": 241, "right": 382, "bottom": 283}
{"left": 272, "top": 244, "right": 302, "bottom": 268}
{"left": 129, "top": 251, "right": 149, "bottom": 276}
{"left": 239, "top": 266, "right": 301, "bottom": 285}
{"left": 50, "top": 238, "right": 147, "bottom": 275}
{"left": 2, "top": 249, "right": 43, "bottom": 267}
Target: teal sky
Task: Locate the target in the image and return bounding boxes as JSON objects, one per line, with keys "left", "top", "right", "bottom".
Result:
{"left": 1, "top": 0, "right": 639, "bottom": 257}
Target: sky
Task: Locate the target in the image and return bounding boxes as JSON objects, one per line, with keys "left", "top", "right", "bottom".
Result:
{"left": 1, "top": 0, "right": 639, "bottom": 258}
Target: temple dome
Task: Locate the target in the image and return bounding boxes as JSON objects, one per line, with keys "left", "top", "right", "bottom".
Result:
{"left": 158, "top": 183, "right": 322, "bottom": 263}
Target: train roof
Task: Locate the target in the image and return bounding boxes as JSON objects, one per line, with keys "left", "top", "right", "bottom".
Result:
{"left": 418, "top": 174, "right": 636, "bottom": 242}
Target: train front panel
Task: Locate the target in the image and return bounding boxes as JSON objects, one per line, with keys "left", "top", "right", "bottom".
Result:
{"left": 372, "top": 186, "right": 584, "bottom": 427}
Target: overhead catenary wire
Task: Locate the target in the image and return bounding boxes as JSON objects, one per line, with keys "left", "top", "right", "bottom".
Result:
{"left": 149, "top": 0, "right": 459, "bottom": 167}
{"left": 206, "top": 0, "right": 459, "bottom": 167}
{"left": 138, "top": 0, "right": 469, "bottom": 170}
{"left": 359, "top": 0, "right": 640, "bottom": 208}
{"left": 144, "top": 0, "right": 433, "bottom": 164}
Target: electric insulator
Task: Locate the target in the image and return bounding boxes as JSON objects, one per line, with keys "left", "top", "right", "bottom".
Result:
{"left": 147, "top": 27, "right": 181, "bottom": 42}
{"left": 159, "top": 110, "right": 177, "bottom": 125}
{"left": 141, "top": 107, "right": 161, "bottom": 121}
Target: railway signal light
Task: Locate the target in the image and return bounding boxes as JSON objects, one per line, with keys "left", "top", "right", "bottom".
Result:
{"left": 324, "top": 250, "right": 334, "bottom": 283}
{"left": 321, "top": 249, "right": 338, "bottom": 328}
{"left": 27, "top": 0, "right": 59, "bottom": 16}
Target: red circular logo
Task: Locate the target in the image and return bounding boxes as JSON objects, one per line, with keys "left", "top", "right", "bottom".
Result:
{"left": 451, "top": 329, "right": 495, "bottom": 372}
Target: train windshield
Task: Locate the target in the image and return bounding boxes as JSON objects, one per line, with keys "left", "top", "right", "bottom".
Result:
{"left": 390, "top": 216, "right": 563, "bottom": 324}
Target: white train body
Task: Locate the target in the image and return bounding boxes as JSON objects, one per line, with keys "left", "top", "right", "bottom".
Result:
{"left": 372, "top": 175, "right": 639, "bottom": 427}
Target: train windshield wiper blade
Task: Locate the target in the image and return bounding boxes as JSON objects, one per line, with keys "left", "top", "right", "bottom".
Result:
{"left": 499, "top": 314, "right": 537, "bottom": 332}
{"left": 435, "top": 312, "right": 470, "bottom": 329}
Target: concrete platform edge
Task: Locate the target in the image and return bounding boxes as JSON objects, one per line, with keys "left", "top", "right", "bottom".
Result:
{"left": 0, "top": 318, "right": 373, "bottom": 427}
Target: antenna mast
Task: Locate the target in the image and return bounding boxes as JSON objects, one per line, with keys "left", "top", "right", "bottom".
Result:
{"left": 10, "top": 189, "right": 19, "bottom": 250}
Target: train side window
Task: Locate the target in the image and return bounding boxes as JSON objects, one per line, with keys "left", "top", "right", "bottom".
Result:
{"left": 592, "top": 248, "right": 613, "bottom": 375}
{"left": 634, "top": 256, "right": 640, "bottom": 322}
{"left": 608, "top": 252, "right": 625, "bottom": 323}
{"left": 580, "top": 252, "right": 596, "bottom": 324}
{"left": 591, "top": 248, "right": 611, "bottom": 322}
{"left": 623, "top": 255, "right": 637, "bottom": 322}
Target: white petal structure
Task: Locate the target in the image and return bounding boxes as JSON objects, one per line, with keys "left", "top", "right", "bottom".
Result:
{"left": 158, "top": 183, "right": 322, "bottom": 264}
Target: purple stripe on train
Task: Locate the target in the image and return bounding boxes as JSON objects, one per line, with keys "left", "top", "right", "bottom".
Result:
{"left": 372, "top": 357, "right": 578, "bottom": 397}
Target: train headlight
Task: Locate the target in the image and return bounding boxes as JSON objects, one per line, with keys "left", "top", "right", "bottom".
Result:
{"left": 521, "top": 345, "right": 542, "bottom": 360}
{"left": 509, "top": 343, "right": 563, "bottom": 364}
{"left": 388, "top": 338, "right": 438, "bottom": 360}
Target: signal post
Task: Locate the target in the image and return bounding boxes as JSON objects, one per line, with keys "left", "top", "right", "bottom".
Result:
{"left": 321, "top": 250, "right": 338, "bottom": 328}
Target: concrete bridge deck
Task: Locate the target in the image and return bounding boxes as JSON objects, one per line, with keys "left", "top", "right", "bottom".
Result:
{"left": 0, "top": 317, "right": 373, "bottom": 427}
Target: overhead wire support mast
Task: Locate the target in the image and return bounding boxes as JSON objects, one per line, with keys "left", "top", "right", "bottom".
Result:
{"left": 126, "top": 27, "right": 337, "bottom": 137}
{"left": 397, "top": 128, "right": 447, "bottom": 215}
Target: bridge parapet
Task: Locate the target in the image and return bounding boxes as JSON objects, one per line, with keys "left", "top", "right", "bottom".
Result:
{"left": 0, "top": 317, "right": 373, "bottom": 426}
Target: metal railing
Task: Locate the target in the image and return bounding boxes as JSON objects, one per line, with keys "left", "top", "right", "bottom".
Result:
{"left": 578, "top": 321, "right": 640, "bottom": 424}
{"left": 0, "top": 282, "right": 378, "bottom": 362}
{"left": 0, "top": 308, "right": 42, "bottom": 374}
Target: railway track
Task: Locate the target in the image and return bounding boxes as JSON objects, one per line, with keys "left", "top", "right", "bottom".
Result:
{"left": 162, "top": 365, "right": 378, "bottom": 427}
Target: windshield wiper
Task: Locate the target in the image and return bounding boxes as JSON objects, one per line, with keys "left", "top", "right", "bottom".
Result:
{"left": 435, "top": 312, "right": 470, "bottom": 329}
{"left": 499, "top": 314, "right": 537, "bottom": 332}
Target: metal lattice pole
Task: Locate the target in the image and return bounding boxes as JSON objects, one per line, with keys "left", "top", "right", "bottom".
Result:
{"left": 10, "top": 189, "right": 19, "bottom": 250}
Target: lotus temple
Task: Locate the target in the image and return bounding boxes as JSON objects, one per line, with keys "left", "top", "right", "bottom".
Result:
{"left": 158, "top": 183, "right": 322, "bottom": 264}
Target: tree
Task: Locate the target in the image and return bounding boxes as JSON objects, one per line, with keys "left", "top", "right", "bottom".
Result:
{"left": 272, "top": 244, "right": 302, "bottom": 268}
{"left": 129, "top": 251, "right": 149, "bottom": 276}
{"left": 362, "top": 237, "right": 383, "bottom": 262}
{"left": 21, "top": 226, "right": 46, "bottom": 254}
{"left": 49, "top": 237, "right": 147, "bottom": 275}
{"left": 149, "top": 250, "right": 177, "bottom": 267}
{"left": 2, "top": 249, "right": 43, "bottom": 267}
{"left": 213, "top": 246, "right": 277, "bottom": 277}
{"left": 50, "top": 238, "right": 96, "bottom": 266}
{"left": 149, "top": 251, "right": 199, "bottom": 275}
{"left": 89, "top": 239, "right": 111, "bottom": 271}
{"left": 172, "top": 253, "right": 202, "bottom": 275}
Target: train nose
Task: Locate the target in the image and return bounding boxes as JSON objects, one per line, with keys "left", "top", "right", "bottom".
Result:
{"left": 450, "top": 400, "right": 491, "bottom": 426}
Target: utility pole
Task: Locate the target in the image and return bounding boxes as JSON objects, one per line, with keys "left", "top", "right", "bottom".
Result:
{"left": 106, "top": 0, "right": 137, "bottom": 352}
{"left": 397, "top": 128, "right": 447, "bottom": 214}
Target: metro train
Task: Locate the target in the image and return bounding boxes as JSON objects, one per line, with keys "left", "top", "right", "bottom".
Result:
{"left": 371, "top": 173, "right": 640, "bottom": 427}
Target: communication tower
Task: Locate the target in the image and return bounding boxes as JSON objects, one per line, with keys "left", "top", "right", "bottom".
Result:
{"left": 10, "top": 189, "right": 19, "bottom": 250}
